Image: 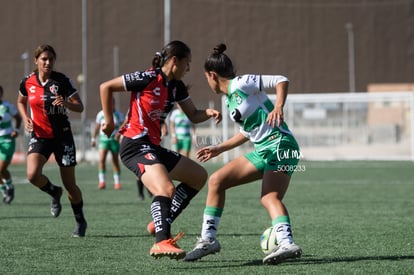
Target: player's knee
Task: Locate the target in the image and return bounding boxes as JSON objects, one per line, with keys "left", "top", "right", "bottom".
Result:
{"left": 260, "top": 193, "right": 282, "bottom": 209}
{"left": 260, "top": 195, "right": 270, "bottom": 208}
{"left": 207, "top": 172, "right": 225, "bottom": 191}
{"left": 151, "top": 183, "right": 175, "bottom": 197}
{"left": 26, "top": 170, "right": 41, "bottom": 184}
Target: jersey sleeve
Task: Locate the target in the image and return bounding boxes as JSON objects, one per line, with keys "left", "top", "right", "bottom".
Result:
{"left": 95, "top": 111, "right": 103, "bottom": 124}
{"left": 260, "top": 75, "right": 289, "bottom": 90}
{"left": 239, "top": 127, "right": 251, "bottom": 138}
{"left": 55, "top": 72, "right": 77, "bottom": 98}
{"left": 66, "top": 78, "right": 78, "bottom": 98}
{"left": 232, "top": 75, "right": 261, "bottom": 95}
{"left": 233, "top": 74, "right": 289, "bottom": 95}
{"left": 169, "top": 109, "right": 178, "bottom": 123}
{"left": 122, "top": 70, "right": 157, "bottom": 91}
{"left": 19, "top": 78, "right": 28, "bottom": 97}
{"left": 174, "top": 80, "right": 190, "bottom": 102}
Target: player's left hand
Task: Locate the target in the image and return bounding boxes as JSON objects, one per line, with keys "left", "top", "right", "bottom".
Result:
{"left": 52, "top": 95, "right": 65, "bottom": 107}
{"left": 266, "top": 107, "right": 284, "bottom": 127}
{"left": 196, "top": 145, "right": 221, "bottom": 162}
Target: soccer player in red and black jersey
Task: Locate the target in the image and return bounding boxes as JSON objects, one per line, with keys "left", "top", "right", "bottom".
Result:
{"left": 100, "top": 40, "right": 221, "bottom": 259}
{"left": 17, "top": 44, "right": 87, "bottom": 237}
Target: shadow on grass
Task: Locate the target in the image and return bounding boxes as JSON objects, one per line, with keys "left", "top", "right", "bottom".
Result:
{"left": 171, "top": 255, "right": 414, "bottom": 270}
{"left": 181, "top": 232, "right": 260, "bottom": 237}
{"left": 243, "top": 254, "right": 414, "bottom": 267}
{"left": 290, "top": 255, "right": 414, "bottom": 265}
{"left": 90, "top": 234, "right": 150, "bottom": 238}
{"left": 0, "top": 215, "right": 50, "bottom": 220}
{"left": 2, "top": 202, "right": 49, "bottom": 207}
{"left": 84, "top": 201, "right": 138, "bottom": 206}
{"left": 79, "top": 232, "right": 262, "bottom": 239}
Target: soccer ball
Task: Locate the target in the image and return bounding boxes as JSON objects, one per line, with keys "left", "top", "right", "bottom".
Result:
{"left": 260, "top": 226, "right": 277, "bottom": 254}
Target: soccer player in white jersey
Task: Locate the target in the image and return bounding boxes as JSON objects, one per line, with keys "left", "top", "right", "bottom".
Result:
{"left": 0, "top": 85, "right": 21, "bottom": 204}
{"left": 169, "top": 105, "right": 195, "bottom": 158}
{"left": 91, "top": 103, "right": 124, "bottom": 190}
{"left": 184, "top": 44, "right": 302, "bottom": 264}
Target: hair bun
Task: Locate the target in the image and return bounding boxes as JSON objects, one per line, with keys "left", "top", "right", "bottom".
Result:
{"left": 213, "top": 43, "right": 227, "bottom": 54}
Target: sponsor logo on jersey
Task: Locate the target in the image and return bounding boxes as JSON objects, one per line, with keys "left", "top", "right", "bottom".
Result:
{"left": 148, "top": 109, "right": 163, "bottom": 121}
{"left": 152, "top": 87, "right": 161, "bottom": 96}
{"left": 144, "top": 153, "right": 156, "bottom": 161}
{"left": 230, "top": 108, "right": 242, "bottom": 123}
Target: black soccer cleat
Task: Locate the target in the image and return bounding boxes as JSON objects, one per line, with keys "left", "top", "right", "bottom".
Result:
{"left": 50, "top": 187, "right": 63, "bottom": 217}
{"left": 3, "top": 187, "right": 14, "bottom": 204}
{"left": 72, "top": 220, "right": 88, "bottom": 237}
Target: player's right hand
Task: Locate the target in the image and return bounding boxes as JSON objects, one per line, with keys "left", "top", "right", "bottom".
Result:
{"left": 24, "top": 118, "right": 33, "bottom": 132}
{"left": 102, "top": 121, "right": 114, "bottom": 138}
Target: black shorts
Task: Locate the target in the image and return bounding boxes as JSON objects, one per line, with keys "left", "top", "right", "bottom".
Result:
{"left": 27, "top": 134, "right": 77, "bottom": 167}
{"left": 120, "top": 136, "right": 181, "bottom": 179}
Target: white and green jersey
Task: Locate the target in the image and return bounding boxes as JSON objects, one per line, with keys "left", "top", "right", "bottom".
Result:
{"left": 0, "top": 100, "right": 18, "bottom": 137}
{"left": 169, "top": 108, "right": 191, "bottom": 137}
{"left": 95, "top": 110, "right": 124, "bottom": 141}
{"left": 226, "top": 74, "right": 293, "bottom": 144}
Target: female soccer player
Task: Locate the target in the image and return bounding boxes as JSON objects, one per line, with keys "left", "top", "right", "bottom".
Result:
{"left": 91, "top": 103, "right": 124, "bottom": 190}
{"left": 184, "top": 44, "right": 302, "bottom": 264}
{"left": 0, "top": 85, "right": 21, "bottom": 204}
{"left": 169, "top": 105, "right": 195, "bottom": 158}
{"left": 17, "top": 44, "right": 87, "bottom": 237}
{"left": 99, "top": 40, "right": 221, "bottom": 259}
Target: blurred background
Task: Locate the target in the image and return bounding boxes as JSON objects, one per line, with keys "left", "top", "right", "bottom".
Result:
{"left": 1, "top": 0, "right": 413, "bottom": 161}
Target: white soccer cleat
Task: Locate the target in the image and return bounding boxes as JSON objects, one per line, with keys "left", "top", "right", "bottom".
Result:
{"left": 262, "top": 242, "right": 302, "bottom": 265}
{"left": 183, "top": 238, "right": 221, "bottom": 261}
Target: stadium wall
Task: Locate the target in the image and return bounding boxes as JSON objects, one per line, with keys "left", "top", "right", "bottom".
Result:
{"left": 3, "top": 0, "right": 414, "bottom": 162}
{"left": 1, "top": 0, "right": 414, "bottom": 122}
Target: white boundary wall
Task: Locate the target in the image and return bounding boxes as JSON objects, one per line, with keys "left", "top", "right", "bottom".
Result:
{"left": 16, "top": 92, "right": 412, "bottom": 163}
{"left": 221, "top": 92, "right": 414, "bottom": 162}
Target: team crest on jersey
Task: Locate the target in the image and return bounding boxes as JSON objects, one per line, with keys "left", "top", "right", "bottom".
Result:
{"left": 49, "top": 84, "right": 59, "bottom": 95}
{"left": 235, "top": 93, "right": 242, "bottom": 105}
{"left": 144, "top": 153, "right": 156, "bottom": 161}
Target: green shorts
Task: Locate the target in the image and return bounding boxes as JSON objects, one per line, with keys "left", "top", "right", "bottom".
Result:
{"left": 245, "top": 134, "right": 301, "bottom": 176}
{"left": 99, "top": 139, "right": 120, "bottom": 153}
{"left": 172, "top": 135, "right": 192, "bottom": 152}
{"left": 0, "top": 136, "right": 16, "bottom": 162}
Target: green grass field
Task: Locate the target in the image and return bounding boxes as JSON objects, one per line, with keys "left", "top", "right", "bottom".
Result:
{"left": 1, "top": 161, "right": 413, "bottom": 274}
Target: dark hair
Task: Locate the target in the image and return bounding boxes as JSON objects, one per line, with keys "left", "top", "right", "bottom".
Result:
{"left": 34, "top": 44, "right": 57, "bottom": 60}
{"left": 204, "top": 43, "right": 235, "bottom": 78}
{"left": 152, "top": 40, "right": 191, "bottom": 68}
{"left": 0, "top": 85, "right": 3, "bottom": 96}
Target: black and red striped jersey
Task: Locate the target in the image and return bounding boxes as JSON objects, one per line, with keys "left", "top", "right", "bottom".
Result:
{"left": 19, "top": 71, "right": 77, "bottom": 138}
{"left": 120, "top": 68, "right": 189, "bottom": 145}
